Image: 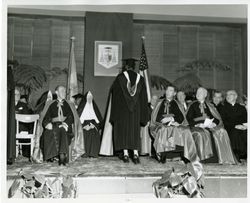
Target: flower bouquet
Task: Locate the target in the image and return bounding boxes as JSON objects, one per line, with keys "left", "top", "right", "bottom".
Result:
{"left": 153, "top": 161, "right": 205, "bottom": 198}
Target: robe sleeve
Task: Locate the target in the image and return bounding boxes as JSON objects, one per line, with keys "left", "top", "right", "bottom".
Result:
{"left": 173, "top": 102, "right": 184, "bottom": 124}
{"left": 109, "top": 78, "right": 118, "bottom": 124}
{"left": 139, "top": 77, "right": 149, "bottom": 126}
{"left": 42, "top": 104, "right": 52, "bottom": 128}
{"left": 186, "top": 104, "right": 196, "bottom": 127}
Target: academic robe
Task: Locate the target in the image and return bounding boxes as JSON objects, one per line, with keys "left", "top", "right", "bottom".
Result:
{"left": 220, "top": 101, "right": 247, "bottom": 158}
{"left": 150, "top": 99, "right": 198, "bottom": 162}
{"left": 109, "top": 70, "right": 149, "bottom": 151}
{"left": 32, "top": 100, "right": 85, "bottom": 163}
{"left": 77, "top": 92, "right": 103, "bottom": 158}
{"left": 7, "top": 67, "right": 16, "bottom": 164}
{"left": 186, "top": 100, "right": 237, "bottom": 164}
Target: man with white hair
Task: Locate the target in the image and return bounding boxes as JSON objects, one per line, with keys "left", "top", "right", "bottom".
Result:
{"left": 220, "top": 90, "right": 247, "bottom": 162}
{"left": 186, "top": 87, "right": 236, "bottom": 164}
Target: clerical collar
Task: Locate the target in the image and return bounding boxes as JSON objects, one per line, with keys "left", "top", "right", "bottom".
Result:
{"left": 199, "top": 100, "right": 205, "bottom": 104}
{"left": 166, "top": 98, "right": 172, "bottom": 102}
{"left": 57, "top": 99, "right": 64, "bottom": 103}
{"left": 230, "top": 102, "right": 236, "bottom": 106}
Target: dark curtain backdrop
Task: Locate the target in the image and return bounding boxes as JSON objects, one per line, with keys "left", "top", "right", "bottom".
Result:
{"left": 84, "top": 12, "right": 133, "bottom": 114}
{"left": 242, "top": 24, "right": 247, "bottom": 95}
{"left": 7, "top": 67, "right": 16, "bottom": 163}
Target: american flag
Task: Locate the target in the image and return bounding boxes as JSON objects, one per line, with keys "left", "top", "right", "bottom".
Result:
{"left": 139, "top": 40, "right": 149, "bottom": 71}
{"left": 139, "top": 37, "right": 151, "bottom": 102}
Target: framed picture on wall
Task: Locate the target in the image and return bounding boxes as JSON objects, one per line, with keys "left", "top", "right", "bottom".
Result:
{"left": 94, "top": 41, "right": 122, "bottom": 76}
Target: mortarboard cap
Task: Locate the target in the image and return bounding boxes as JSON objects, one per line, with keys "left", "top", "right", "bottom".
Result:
{"left": 122, "top": 58, "right": 139, "bottom": 69}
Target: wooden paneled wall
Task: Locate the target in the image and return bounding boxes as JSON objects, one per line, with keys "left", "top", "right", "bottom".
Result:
{"left": 133, "top": 23, "right": 245, "bottom": 96}
{"left": 7, "top": 15, "right": 84, "bottom": 106}
{"left": 8, "top": 14, "right": 246, "bottom": 108}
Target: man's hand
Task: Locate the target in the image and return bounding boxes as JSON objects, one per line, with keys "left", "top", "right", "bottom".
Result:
{"left": 59, "top": 122, "right": 68, "bottom": 132}
{"left": 89, "top": 123, "right": 95, "bottom": 129}
{"left": 235, "top": 124, "right": 247, "bottom": 130}
{"left": 170, "top": 121, "right": 180, "bottom": 127}
{"left": 83, "top": 125, "right": 91, "bottom": 131}
{"left": 207, "top": 122, "right": 216, "bottom": 129}
{"left": 45, "top": 123, "right": 53, "bottom": 130}
{"left": 161, "top": 116, "right": 174, "bottom": 124}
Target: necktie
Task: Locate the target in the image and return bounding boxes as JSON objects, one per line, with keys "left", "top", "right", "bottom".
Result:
{"left": 57, "top": 100, "right": 64, "bottom": 121}
{"left": 199, "top": 102, "right": 206, "bottom": 117}
{"left": 164, "top": 100, "right": 170, "bottom": 114}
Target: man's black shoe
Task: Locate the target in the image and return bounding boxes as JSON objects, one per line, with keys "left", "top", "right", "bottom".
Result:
{"left": 132, "top": 155, "right": 140, "bottom": 164}
{"left": 122, "top": 155, "right": 130, "bottom": 163}
{"left": 160, "top": 153, "right": 166, "bottom": 164}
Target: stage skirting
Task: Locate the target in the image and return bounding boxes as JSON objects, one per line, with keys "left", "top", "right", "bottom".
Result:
{"left": 7, "top": 156, "right": 247, "bottom": 198}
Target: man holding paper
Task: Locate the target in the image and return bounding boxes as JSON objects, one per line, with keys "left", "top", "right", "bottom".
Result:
{"left": 150, "top": 85, "right": 198, "bottom": 163}
{"left": 186, "top": 87, "right": 236, "bottom": 164}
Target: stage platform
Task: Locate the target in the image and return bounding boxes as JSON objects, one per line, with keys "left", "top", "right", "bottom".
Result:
{"left": 7, "top": 156, "right": 248, "bottom": 198}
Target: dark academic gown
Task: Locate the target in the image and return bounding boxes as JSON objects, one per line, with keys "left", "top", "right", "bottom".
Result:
{"left": 110, "top": 70, "right": 149, "bottom": 151}
{"left": 186, "top": 101, "right": 236, "bottom": 164}
{"left": 211, "top": 102, "right": 223, "bottom": 115}
{"left": 7, "top": 67, "right": 16, "bottom": 164}
{"left": 220, "top": 101, "right": 247, "bottom": 158}
{"left": 77, "top": 93, "right": 103, "bottom": 158}
{"left": 40, "top": 100, "right": 74, "bottom": 161}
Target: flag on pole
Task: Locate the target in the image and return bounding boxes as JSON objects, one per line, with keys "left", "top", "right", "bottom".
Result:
{"left": 67, "top": 36, "right": 78, "bottom": 101}
{"left": 139, "top": 36, "right": 151, "bottom": 103}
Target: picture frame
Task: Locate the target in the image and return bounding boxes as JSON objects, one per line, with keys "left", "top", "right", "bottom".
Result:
{"left": 94, "top": 41, "right": 122, "bottom": 76}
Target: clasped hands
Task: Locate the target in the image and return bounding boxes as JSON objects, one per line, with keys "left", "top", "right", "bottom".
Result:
{"left": 161, "top": 116, "right": 180, "bottom": 127}
{"left": 45, "top": 122, "right": 68, "bottom": 132}
{"left": 83, "top": 123, "right": 95, "bottom": 131}
{"left": 235, "top": 123, "right": 247, "bottom": 130}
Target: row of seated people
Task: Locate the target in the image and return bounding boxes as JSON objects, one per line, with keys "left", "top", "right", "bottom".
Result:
{"left": 150, "top": 86, "right": 247, "bottom": 164}
{"left": 15, "top": 85, "right": 247, "bottom": 166}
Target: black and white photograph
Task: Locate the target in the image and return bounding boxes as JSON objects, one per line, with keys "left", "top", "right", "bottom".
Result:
{"left": 0, "top": 0, "right": 249, "bottom": 202}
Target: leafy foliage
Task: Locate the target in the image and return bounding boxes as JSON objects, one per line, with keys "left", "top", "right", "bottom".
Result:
{"left": 14, "top": 64, "right": 47, "bottom": 93}
{"left": 179, "top": 60, "right": 231, "bottom": 72}
{"left": 150, "top": 75, "right": 172, "bottom": 90}
{"left": 8, "top": 170, "right": 78, "bottom": 198}
{"left": 153, "top": 161, "right": 205, "bottom": 198}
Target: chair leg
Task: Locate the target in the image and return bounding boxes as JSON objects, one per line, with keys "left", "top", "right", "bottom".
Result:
{"left": 30, "top": 139, "right": 34, "bottom": 160}
{"left": 16, "top": 141, "right": 19, "bottom": 158}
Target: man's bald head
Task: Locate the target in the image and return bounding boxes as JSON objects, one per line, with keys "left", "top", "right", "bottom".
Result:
{"left": 226, "top": 90, "right": 238, "bottom": 104}
{"left": 196, "top": 87, "right": 208, "bottom": 102}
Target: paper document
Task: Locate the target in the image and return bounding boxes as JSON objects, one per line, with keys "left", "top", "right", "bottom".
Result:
{"left": 203, "top": 118, "right": 214, "bottom": 128}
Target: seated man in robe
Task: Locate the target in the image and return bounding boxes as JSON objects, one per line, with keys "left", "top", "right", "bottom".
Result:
{"left": 211, "top": 90, "right": 224, "bottom": 115}
{"left": 39, "top": 86, "right": 85, "bottom": 165}
{"left": 220, "top": 90, "right": 247, "bottom": 162}
{"left": 150, "top": 85, "right": 198, "bottom": 164}
{"left": 186, "top": 87, "right": 236, "bottom": 164}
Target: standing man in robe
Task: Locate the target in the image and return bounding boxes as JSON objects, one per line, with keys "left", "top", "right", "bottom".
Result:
{"left": 150, "top": 85, "right": 198, "bottom": 163}
{"left": 186, "top": 87, "right": 236, "bottom": 164}
{"left": 40, "top": 85, "right": 81, "bottom": 165}
{"left": 220, "top": 90, "right": 247, "bottom": 162}
{"left": 109, "top": 58, "right": 149, "bottom": 164}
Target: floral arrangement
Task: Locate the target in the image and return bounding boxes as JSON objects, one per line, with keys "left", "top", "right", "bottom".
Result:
{"left": 152, "top": 161, "right": 205, "bottom": 198}
{"left": 8, "top": 170, "right": 77, "bottom": 198}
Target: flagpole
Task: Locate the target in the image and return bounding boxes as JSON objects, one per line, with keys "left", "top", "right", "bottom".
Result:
{"left": 67, "top": 36, "right": 78, "bottom": 101}
{"left": 140, "top": 36, "right": 152, "bottom": 103}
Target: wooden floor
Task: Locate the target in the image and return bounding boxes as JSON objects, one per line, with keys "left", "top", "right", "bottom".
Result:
{"left": 7, "top": 155, "right": 247, "bottom": 178}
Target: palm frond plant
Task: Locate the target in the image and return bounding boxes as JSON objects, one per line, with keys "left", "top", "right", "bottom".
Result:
{"left": 173, "top": 73, "right": 202, "bottom": 99}
{"left": 178, "top": 60, "right": 231, "bottom": 72}
{"left": 13, "top": 64, "right": 47, "bottom": 98}
{"left": 150, "top": 75, "right": 172, "bottom": 90}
